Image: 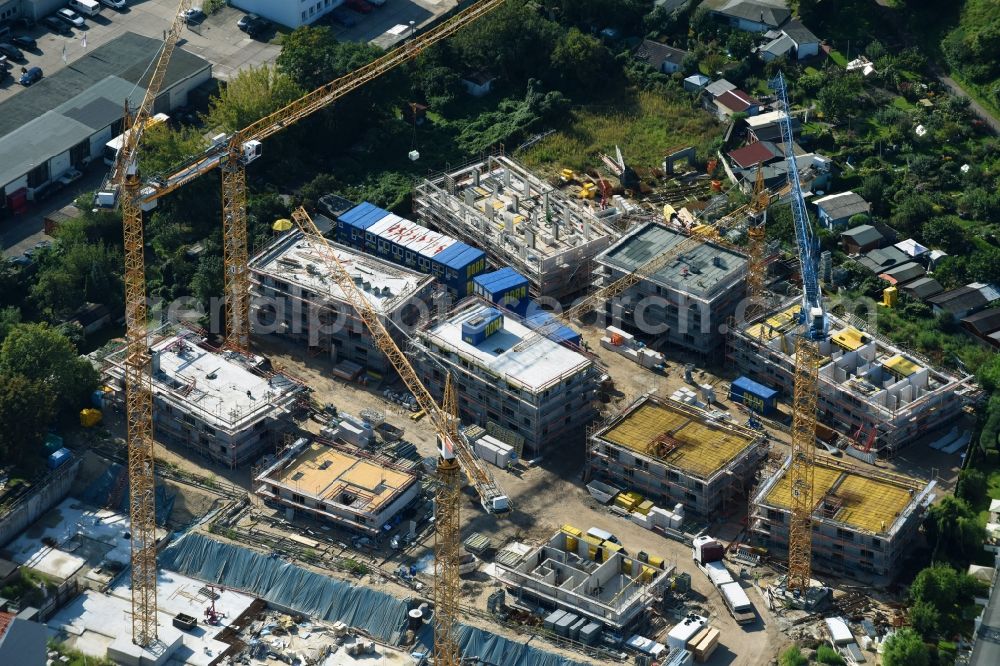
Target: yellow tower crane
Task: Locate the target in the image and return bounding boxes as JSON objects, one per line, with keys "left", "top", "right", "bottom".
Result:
{"left": 290, "top": 206, "right": 507, "bottom": 664}
{"left": 134, "top": 0, "right": 508, "bottom": 353}
{"left": 108, "top": 0, "right": 192, "bottom": 647}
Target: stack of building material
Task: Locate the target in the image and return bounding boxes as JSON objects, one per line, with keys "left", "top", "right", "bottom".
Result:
{"left": 579, "top": 622, "right": 603, "bottom": 645}
{"left": 615, "top": 491, "right": 644, "bottom": 512}
{"left": 600, "top": 325, "right": 664, "bottom": 368}
{"left": 929, "top": 426, "right": 959, "bottom": 450}
{"left": 689, "top": 626, "right": 719, "bottom": 662}
{"left": 666, "top": 615, "right": 707, "bottom": 650}
{"left": 472, "top": 434, "right": 517, "bottom": 469}
{"left": 670, "top": 387, "right": 701, "bottom": 406}
{"left": 333, "top": 413, "right": 374, "bottom": 447}
{"left": 625, "top": 634, "right": 667, "bottom": 659}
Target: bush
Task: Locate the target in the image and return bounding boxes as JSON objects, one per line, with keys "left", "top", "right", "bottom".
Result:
{"left": 779, "top": 646, "right": 808, "bottom": 666}
{"left": 817, "top": 644, "right": 845, "bottom": 665}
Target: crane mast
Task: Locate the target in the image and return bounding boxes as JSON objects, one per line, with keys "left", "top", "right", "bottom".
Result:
{"left": 112, "top": 0, "right": 192, "bottom": 647}
{"left": 289, "top": 207, "right": 509, "bottom": 664}
{"left": 746, "top": 167, "right": 770, "bottom": 322}
{"left": 771, "top": 71, "right": 826, "bottom": 595}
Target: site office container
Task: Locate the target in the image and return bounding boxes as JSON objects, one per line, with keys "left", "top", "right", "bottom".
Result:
{"left": 729, "top": 375, "right": 778, "bottom": 415}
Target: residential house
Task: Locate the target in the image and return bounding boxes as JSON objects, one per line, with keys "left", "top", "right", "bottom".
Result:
{"left": 704, "top": 78, "right": 737, "bottom": 99}
{"left": 879, "top": 262, "right": 925, "bottom": 286}
{"left": 928, "top": 283, "right": 1000, "bottom": 320}
{"left": 727, "top": 141, "right": 781, "bottom": 169}
{"left": 814, "top": 191, "right": 871, "bottom": 229}
{"left": 745, "top": 110, "right": 800, "bottom": 142}
{"left": 684, "top": 73, "right": 711, "bottom": 92}
{"left": 701, "top": 0, "right": 790, "bottom": 32}
{"left": 715, "top": 89, "right": 759, "bottom": 118}
{"left": 900, "top": 277, "right": 943, "bottom": 301}
{"left": 962, "top": 308, "right": 1000, "bottom": 348}
{"left": 841, "top": 224, "right": 884, "bottom": 254}
{"left": 635, "top": 40, "right": 689, "bottom": 74}
{"left": 462, "top": 72, "right": 496, "bottom": 97}
{"left": 759, "top": 34, "right": 795, "bottom": 62}
{"left": 857, "top": 246, "right": 909, "bottom": 274}
{"left": 69, "top": 302, "right": 112, "bottom": 336}
{"left": 781, "top": 19, "right": 821, "bottom": 59}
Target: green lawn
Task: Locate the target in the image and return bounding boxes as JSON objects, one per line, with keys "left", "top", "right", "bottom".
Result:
{"left": 829, "top": 50, "right": 848, "bottom": 67}
{"left": 892, "top": 96, "right": 915, "bottom": 111}
{"left": 520, "top": 91, "right": 720, "bottom": 175}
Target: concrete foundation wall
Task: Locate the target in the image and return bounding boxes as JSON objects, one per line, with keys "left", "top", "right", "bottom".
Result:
{"left": 0, "top": 457, "right": 81, "bottom": 547}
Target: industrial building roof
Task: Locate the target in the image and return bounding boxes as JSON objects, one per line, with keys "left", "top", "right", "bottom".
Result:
{"left": 0, "top": 32, "right": 210, "bottom": 187}
{"left": 597, "top": 222, "right": 747, "bottom": 301}
{"left": 421, "top": 303, "right": 592, "bottom": 393}
{"left": 249, "top": 231, "right": 432, "bottom": 314}
{"left": 763, "top": 457, "right": 926, "bottom": 535}
{"left": 271, "top": 442, "right": 416, "bottom": 513}
{"left": 597, "top": 395, "right": 760, "bottom": 480}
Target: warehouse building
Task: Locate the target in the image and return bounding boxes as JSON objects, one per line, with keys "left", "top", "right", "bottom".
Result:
{"left": 729, "top": 302, "right": 975, "bottom": 456}
{"left": 492, "top": 526, "right": 672, "bottom": 632}
{"left": 594, "top": 221, "right": 748, "bottom": 354}
{"left": 0, "top": 32, "right": 211, "bottom": 214}
{"left": 415, "top": 300, "right": 597, "bottom": 460}
{"left": 249, "top": 230, "right": 436, "bottom": 378}
{"left": 102, "top": 330, "right": 305, "bottom": 467}
{"left": 326, "top": 200, "right": 486, "bottom": 298}
{"left": 587, "top": 395, "right": 767, "bottom": 516}
{"left": 751, "top": 456, "right": 935, "bottom": 582}
{"left": 413, "top": 155, "right": 623, "bottom": 301}
{"left": 253, "top": 438, "right": 420, "bottom": 536}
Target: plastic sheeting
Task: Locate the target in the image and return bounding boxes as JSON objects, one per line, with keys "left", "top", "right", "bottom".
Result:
{"left": 162, "top": 533, "right": 590, "bottom": 666}
{"left": 159, "top": 532, "right": 410, "bottom": 643}
{"left": 78, "top": 462, "right": 175, "bottom": 526}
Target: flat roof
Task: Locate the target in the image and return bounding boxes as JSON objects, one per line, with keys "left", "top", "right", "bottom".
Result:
{"left": 422, "top": 303, "right": 592, "bottom": 392}
{"left": 597, "top": 395, "right": 759, "bottom": 479}
{"left": 763, "top": 457, "right": 925, "bottom": 535}
{"left": 597, "top": 222, "right": 747, "bottom": 300}
{"left": 271, "top": 442, "right": 416, "bottom": 513}
{"left": 249, "top": 231, "right": 432, "bottom": 314}
{"left": 0, "top": 32, "right": 210, "bottom": 188}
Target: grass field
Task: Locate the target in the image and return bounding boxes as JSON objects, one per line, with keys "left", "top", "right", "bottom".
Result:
{"left": 520, "top": 91, "right": 720, "bottom": 176}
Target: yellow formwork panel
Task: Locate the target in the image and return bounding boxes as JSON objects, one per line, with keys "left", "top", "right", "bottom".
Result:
{"left": 745, "top": 303, "right": 799, "bottom": 340}
{"left": 884, "top": 354, "right": 920, "bottom": 377}
{"left": 765, "top": 458, "right": 920, "bottom": 535}
{"left": 830, "top": 326, "right": 867, "bottom": 351}
{"left": 602, "top": 400, "right": 757, "bottom": 479}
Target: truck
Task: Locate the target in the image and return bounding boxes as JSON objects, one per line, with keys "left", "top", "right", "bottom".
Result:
{"left": 692, "top": 535, "right": 756, "bottom": 625}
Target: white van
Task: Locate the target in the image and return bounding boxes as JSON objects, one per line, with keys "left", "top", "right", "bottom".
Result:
{"left": 586, "top": 527, "right": 620, "bottom": 544}
{"left": 68, "top": 0, "right": 101, "bottom": 16}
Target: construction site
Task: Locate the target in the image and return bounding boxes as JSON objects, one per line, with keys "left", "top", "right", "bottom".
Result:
{"left": 248, "top": 230, "right": 436, "bottom": 377}
{"left": 586, "top": 394, "right": 768, "bottom": 516}
{"left": 5, "top": 1, "right": 980, "bottom": 665}
{"left": 729, "top": 301, "right": 975, "bottom": 456}
{"left": 99, "top": 328, "right": 307, "bottom": 468}
{"left": 413, "top": 155, "right": 624, "bottom": 300}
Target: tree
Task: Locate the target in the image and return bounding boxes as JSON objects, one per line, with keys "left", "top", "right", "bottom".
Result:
{"left": 908, "top": 600, "right": 941, "bottom": 638}
{"left": 139, "top": 123, "right": 209, "bottom": 180}
{"left": 204, "top": 64, "right": 304, "bottom": 132}
{"left": 815, "top": 644, "right": 845, "bottom": 665}
{"left": 817, "top": 74, "right": 864, "bottom": 121}
{"left": 909, "top": 564, "right": 986, "bottom": 639}
{"left": 956, "top": 468, "right": 987, "bottom": 507}
{"left": 0, "top": 323, "right": 99, "bottom": 415}
{"left": 881, "top": 628, "right": 930, "bottom": 666}
{"left": 726, "top": 30, "right": 755, "bottom": 59}
{"left": 924, "top": 497, "right": 988, "bottom": 564}
{"left": 551, "top": 28, "right": 615, "bottom": 92}
{"left": 0, "top": 375, "right": 55, "bottom": 466}
{"left": 0, "top": 307, "right": 20, "bottom": 344}
{"left": 190, "top": 255, "right": 225, "bottom": 306}
{"left": 890, "top": 193, "right": 934, "bottom": 236}
{"left": 31, "top": 240, "right": 123, "bottom": 319}
{"left": 921, "top": 216, "right": 966, "bottom": 254}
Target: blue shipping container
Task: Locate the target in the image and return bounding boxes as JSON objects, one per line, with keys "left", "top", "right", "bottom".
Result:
{"left": 48, "top": 447, "right": 72, "bottom": 470}
{"left": 462, "top": 308, "right": 504, "bottom": 346}
{"left": 474, "top": 268, "right": 530, "bottom": 316}
{"left": 524, "top": 311, "right": 582, "bottom": 347}
{"left": 729, "top": 376, "right": 778, "bottom": 415}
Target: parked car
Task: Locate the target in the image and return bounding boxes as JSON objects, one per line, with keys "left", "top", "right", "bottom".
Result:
{"left": 345, "top": 0, "right": 374, "bottom": 13}
{"left": 11, "top": 35, "right": 37, "bottom": 50}
{"left": 181, "top": 8, "right": 205, "bottom": 24}
{"left": 0, "top": 43, "right": 24, "bottom": 60}
{"left": 56, "top": 9, "right": 86, "bottom": 28}
{"left": 99, "top": 0, "right": 127, "bottom": 9}
{"left": 44, "top": 16, "right": 73, "bottom": 34}
{"left": 19, "top": 66, "right": 42, "bottom": 86}
{"left": 246, "top": 17, "right": 271, "bottom": 38}
{"left": 236, "top": 13, "right": 258, "bottom": 31}
{"left": 56, "top": 168, "right": 83, "bottom": 187}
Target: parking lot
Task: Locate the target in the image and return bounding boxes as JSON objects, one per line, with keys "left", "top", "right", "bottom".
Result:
{"left": 0, "top": 0, "right": 281, "bottom": 105}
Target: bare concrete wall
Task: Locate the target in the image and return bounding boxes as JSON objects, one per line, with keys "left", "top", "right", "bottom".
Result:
{"left": 0, "top": 457, "right": 81, "bottom": 548}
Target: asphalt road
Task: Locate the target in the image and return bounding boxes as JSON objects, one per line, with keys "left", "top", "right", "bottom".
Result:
{"left": 937, "top": 73, "right": 1000, "bottom": 135}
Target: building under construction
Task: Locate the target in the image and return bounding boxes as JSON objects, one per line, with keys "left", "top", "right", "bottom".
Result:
{"left": 587, "top": 395, "right": 768, "bottom": 516}
{"left": 249, "top": 231, "right": 436, "bottom": 378}
{"left": 101, "top": 329, "right": 305, "bottom": 467}
{"left": 595, "top": 221, "right": 748, "bottom": 354}
{"left": 414, "top": 300, "right": 598, "bottom": 460}
{"left": 729, "top": 302, "right": 974, "bottom": 455}
{"left": 253, "top": 438, "right": 420, "bottom": 537}
{"left": 751, "top": 455, "right": 935, "bottom": 581}
{"left": 492, "top": 526, "right": 672, "bottom": 632}
{"left": 413, "top": 155, "right": 623, "bottom": 301}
